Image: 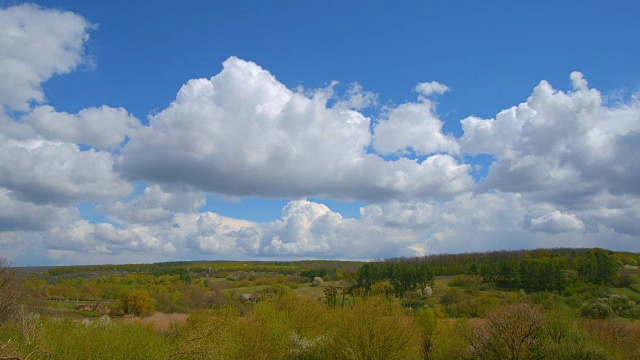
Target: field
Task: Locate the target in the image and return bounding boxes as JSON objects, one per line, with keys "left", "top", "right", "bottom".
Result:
{"left": 2, "top": 248, "right": 640, "bottom": 359}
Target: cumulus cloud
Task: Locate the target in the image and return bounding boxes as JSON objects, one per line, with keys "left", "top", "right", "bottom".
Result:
{"left": 333, "top": 82, "right": 378, "bottom": 110}
{"left": 178, "top": 199, "right": 435, "bottom": 259}
{"left": 117, "top": 57, "right": 472, "bottom": 202}
{"left": 415, "top": 81, "right": 449, "bottom": 96}
{"left": 525, "top": 210, "right": 585, "bottom": 234}
{"left": 460, "top": 72, "right": 640, "bottom": 205}
{"left": 0, "top": 4, "right": 91, "bottom": 111}
{"left": 22, "top": 105, "right": 141, "bottom": 151}
{"left": 0, "top": 189, "right": 77, "bottom": 231}
{"left": 236, "top": 200, "right": 345, "bottom": 256}
{"left": 178, "top": 194, "right": 635, "bottom": 259}
{"left": 2, "top": 2, "right": 640, "bottom": 264}
{"left": 0, "top": 138, "right": 132, "bottom": 205}
{"left": 44, "top": 220, "right": 170, "bottom": 255}
{"left": 185, "top": 212, "right": 254, "bottom": 254}
{"left": 0, "top": 3, "right": 132, "bottom": 245}
{"left": 372, "top": 92, "right": 460, "bottom": 156}
{"left": 98, "top": 185, "right": 206, "bottom": 225}
{"left": 360, "top": 201, "right": 436, "bottom": 228}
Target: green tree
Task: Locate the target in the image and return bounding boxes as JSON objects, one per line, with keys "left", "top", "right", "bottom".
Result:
{"left": 324, "top": 286, "right": 338, "bottom": 308}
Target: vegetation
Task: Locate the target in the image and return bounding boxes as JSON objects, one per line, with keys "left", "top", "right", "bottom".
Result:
{"left": 1, "top": 247, "right": 640, "bottom": 359}
{"left": 0, "top": 258, "right": 22, "bottom": 325}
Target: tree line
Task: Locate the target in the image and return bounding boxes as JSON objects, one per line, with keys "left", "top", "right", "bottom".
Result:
{"left": 356, "top": 248, "right": 623, "bottom": 294}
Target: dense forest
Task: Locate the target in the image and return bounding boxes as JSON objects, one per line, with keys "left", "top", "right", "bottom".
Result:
{"left": 2, "top": 248, "right": 640, "bottom": 359}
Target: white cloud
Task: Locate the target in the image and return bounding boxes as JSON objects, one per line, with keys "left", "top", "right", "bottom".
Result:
{"left": 2, "top": 2, "right": 640, "bottom": 264}
{"left": 238, "top": 200, "right": 343, "bottom": 256}
{"left": 5, "top": 191, "right": 640, "bottom": 264}
{"left": 526, "top": 210, "right": 585, "bottom": 234}
{"left": 460, "top": 72, "right": 640, "bottom": 206}
{"left": 372, "top": 95, "right": 460, "bottom": 156}
{"left": 98, "top": 185, "right": 206, "bottom": 225}
{"left": 177, "top": 199, "right": 433, "bottom": 259}
{"left": 415, "top": 81, "right": 449, "bottom": 96}
{"left": 185, "top": 212, "right": 253, "bottom": 254}
{"left": 0, "top": 138, "right": 132, "bottom": 205}
{"left": 45, "top": 220, "right": 166, "bottom": 254}
{"left": 360, "top": 201, "right": 436, "bottom": 228}
{"left": 0, "top": 189, "right": 77, "bottom": 231}
{"left": 118, "top": 57, "right": 472, "bottom": 201}
{"left": 22, "top": 105, "right": 141, "bottom": 151}
{"left": 0, "top": 4, "right": 91, "bottom": 110}
{"left": 336, "top": 83, "right": 378, "bottom": 110}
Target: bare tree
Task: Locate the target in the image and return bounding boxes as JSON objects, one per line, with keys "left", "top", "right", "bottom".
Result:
{"left": 1, "top": 258, "right": 51, "bottom": 360}
{"left": 0, "top": 258, "right": 22, "bottom": 325}
{"left": 466, "top": 303, "right": 543, "bottom": 360}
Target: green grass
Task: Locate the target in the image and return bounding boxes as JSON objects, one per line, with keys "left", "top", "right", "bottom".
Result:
{"left": 222, "top": 284, "right": 272, "bottom": 295}
{"left": 294, "top": 281, "right": 344, "bottom": 299}
{"left": 610, "top": 287, "right": 640, "bottom": 302}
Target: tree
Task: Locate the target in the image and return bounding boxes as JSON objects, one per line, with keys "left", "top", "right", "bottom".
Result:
{"left": 370, "top": 281, "right": 394, "bottom": 297}
{"left": 415, "top": 307, "right": 441, "bottom": 359}
{"left": 124, "top": 290, "right": 156, "bottom": 317}
{"left": 0, "top": 258, "right": 22, "bottom": 324}
{"left": 466, "top": 303, "right": 543, "bottom": 360}
{"left": 323, "top": 286, "right": 338, "bottom": 308}
{"left": 582, "top": 249, "right": 617, "bottom": 285}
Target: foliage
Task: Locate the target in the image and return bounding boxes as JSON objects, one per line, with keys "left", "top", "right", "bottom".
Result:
{"left": 356, "top": 261, "right": 434, "bottom": 296}
{"left": 580, "top": 294, "right": 640, "bottom": 319}
{"left": 4, "top": 249, "right": 640, "bottom": 359}
{"left": 331, "top": 296, "right": 421, "bottom": 360}
{"left": 414, "top": 307, "right": 442, "bottom": 359}
{"left": 323, "top": 286, "right": 338, "bottom": 308}
{"left": 1, "top": 315, "right": 172, "bottom": 359}
{"left": 357, "top": 248, "right": 622, "bottom": 302}
{"left": 440, "top": 288, "right": 506, "bottom": 317}
{"left": 123, "top": 290, "right": 156, "bottom": 317}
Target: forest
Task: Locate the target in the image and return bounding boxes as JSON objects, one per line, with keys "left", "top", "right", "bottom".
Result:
{"left": 1, "top": 247, "right": 640, "bottom": 359}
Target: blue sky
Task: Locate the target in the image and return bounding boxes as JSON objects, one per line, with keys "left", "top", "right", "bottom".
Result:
{"left": 1, "top": 1, "right": 639, "bottom": 265}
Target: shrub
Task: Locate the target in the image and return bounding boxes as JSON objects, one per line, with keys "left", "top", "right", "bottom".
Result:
{"left": 330, "top": 296, "right": 421, "bottom": 359}
{"left": 465, "top": 303, "right": 543, "bottom": 360}
{"left": 580, "top": 300, "right": 613, "bottom": 319}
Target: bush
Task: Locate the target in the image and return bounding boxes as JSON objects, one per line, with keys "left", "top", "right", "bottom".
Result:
{"left": 580, "top": 300, "right": 613, "bottom": 319}
{"left": 440, "top": 288, "right": 502, "bottom": 317}
{"left": 2, "top": 316, "right": 173, "bottom": 360}
{"left": 465, "top": 303, "right": 543, "bottom": 360}
{"left": 613, "top": 273, "right": 637, "bottom": 288}
{"left": 330, "top": 296, "right": 421, "bottom": 359}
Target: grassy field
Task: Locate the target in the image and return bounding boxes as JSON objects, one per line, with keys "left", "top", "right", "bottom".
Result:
{"left": 293, "top": 281, "right": 343, "bottom": 300}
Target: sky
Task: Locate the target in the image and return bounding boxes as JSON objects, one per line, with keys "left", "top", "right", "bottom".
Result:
{"left": 1, "top": 1, "right": 639, "bottom": 266}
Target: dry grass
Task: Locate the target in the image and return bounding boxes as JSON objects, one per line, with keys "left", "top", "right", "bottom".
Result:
{"left": 121, "top": 312, "right": 189, "bottom": 330}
